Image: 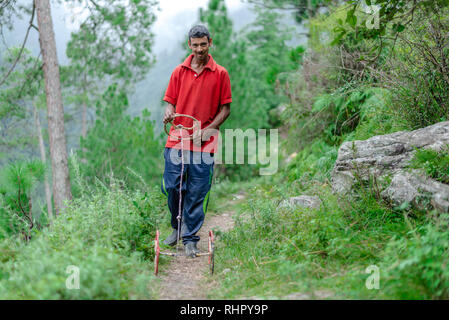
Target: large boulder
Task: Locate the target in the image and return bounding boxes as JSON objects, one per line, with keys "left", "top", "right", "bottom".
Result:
{"left": 381, "top": 170, "right": 449, "bottom": 213}
{"left": 331, "top": 121, "right": 449, "bottom": 212}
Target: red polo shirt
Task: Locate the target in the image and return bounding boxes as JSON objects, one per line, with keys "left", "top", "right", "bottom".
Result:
{"left": 163, "top": 53, "right": 232, "bottom": 153}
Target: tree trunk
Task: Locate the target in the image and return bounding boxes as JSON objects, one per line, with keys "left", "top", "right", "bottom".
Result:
{"left": 307, "top": 0, "right": 313, "bottom": 18}
{"left": 33, "top": 103, "right": 54, "bottom": 222}
{"left": 80, "top": 99, "right": 88, "bottom": 164}
{"left": 35, "top": 0, "right": 72, "bottom": 215}
{"left": 81, "top": 74, "right": 88, "bottom": 139}
{"left": 81, "top": 100, "right": 87, "bottom": 139}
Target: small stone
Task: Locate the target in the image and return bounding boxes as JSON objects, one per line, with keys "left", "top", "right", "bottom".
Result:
{"left": 278, "top": 195, "right": 322, "bottom": 210}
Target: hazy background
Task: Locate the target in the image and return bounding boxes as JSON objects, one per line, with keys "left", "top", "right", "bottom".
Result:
{"left": 1, "top": 0, "right": 306, "bottom": 149}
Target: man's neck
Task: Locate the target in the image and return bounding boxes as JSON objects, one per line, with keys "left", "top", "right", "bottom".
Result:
{"left": 192, "top": 54, "right": 209, "bottom": 67}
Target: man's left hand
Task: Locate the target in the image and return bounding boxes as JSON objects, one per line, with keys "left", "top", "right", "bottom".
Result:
{"left": 193, "top": 126, "right": 216, "bottom": 147}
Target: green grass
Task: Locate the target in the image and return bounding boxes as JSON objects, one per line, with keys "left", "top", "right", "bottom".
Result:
{"left": 408, "top": 145, "right": 449, "bottom": 184}
{"left": 206, "top": 171, "right": 447, "bottom": 299}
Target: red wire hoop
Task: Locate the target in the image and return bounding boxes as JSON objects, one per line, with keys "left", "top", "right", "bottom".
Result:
{"left": 164, "top": 113, "right": 200, "bottom": 141}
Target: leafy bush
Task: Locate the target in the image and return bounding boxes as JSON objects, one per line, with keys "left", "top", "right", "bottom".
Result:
{"left": 280, "top": 4, "right": 395, "bottom": 154}
{"left": 345, "top": 88, "right": 409, "bottom": 141}
{"left": 284, "top": 139, "right": 338, "bottom": 184}
{"left": 0, "top": 173, "right": 166, "bottom": 299}
{"left": 0, "top": 160, "right": 47, "bottom": 240}
{"left": 374, "top": 4, "right": 449, "bottom": 129}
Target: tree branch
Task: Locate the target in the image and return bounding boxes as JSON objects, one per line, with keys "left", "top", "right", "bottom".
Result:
{"left": 0, "top": 0, "right": 36, "bottom": 87}
{"left": 16, "top": 175, "right": 34, "bottom": 231}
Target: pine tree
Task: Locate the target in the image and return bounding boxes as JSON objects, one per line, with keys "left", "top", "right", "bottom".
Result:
{"left": 78, "top": 84, "right": 162, "bottom": 192}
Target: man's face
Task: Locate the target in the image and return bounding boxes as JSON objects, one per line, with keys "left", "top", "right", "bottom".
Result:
{"left": 188, "top": 36, "right": 212, "bottom": 60}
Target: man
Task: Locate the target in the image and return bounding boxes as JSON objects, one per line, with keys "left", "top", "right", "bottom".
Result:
{"left": 161, "top": 25, "right": 232, "bottom": 258}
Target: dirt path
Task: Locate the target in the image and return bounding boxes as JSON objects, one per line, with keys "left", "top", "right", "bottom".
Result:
{"left": 157, "top": 211, "right": 236, "bottom": 300}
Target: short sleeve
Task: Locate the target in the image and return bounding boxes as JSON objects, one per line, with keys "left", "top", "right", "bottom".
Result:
{"left": 220, "top": 70, "right": 232, "bottom": 106}
{"left": 163, "top": 68, "right": 179, "bottom": 106}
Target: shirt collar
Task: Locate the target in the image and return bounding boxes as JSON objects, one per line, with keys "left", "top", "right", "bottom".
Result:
{"left": 181, "top": 54, "right": 217, "bottom": 72}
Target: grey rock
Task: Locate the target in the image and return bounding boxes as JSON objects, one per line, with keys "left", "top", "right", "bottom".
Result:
{"left": 381, "top": 170, "right": 449, "bottom": 213}
{"left": 331, "top": 121, "right": 449, "bottom": 212}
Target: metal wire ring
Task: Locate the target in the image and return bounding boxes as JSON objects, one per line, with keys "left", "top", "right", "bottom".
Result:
{"left": 164, "top": 113, "right": 200, "bottom": 141}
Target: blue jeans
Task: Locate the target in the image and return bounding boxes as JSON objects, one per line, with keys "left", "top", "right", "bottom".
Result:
{"left": 161, "top": 147, "right": 214, "bottom": 244}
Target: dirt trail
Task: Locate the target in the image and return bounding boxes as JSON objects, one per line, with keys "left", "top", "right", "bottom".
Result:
{"left": 157, "top": 211, "right": 236, "bottom": 300}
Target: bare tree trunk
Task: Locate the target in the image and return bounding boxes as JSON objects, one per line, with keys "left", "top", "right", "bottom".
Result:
{"left": 80, "top": 99, "right": 88, "bottom": 164}
{"left": 307, "top": 0, "right": 313, "bottom": 18}
{"left": 35, "top": 0, "right": 72, "bottom": 215}
{"left": 81, "top": 74, "right": 88, "bottom": 139}
{"left": 81, "top": 100, "right": 87, "bottom": 139}
{"left": 33, "top": 103, "right": 54, "bottom": 222}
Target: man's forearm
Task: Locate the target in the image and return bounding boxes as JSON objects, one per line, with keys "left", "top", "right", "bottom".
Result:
{"left": 163, "top": 102, "right": 176, "bottom": 124}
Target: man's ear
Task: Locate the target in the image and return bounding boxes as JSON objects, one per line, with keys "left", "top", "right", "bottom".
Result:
{"left": 209, "top": 38, "right": 213, "bottom": 47}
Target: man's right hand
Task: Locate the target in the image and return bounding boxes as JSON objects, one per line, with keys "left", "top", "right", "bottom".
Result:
{"left": 163, "top": 103, "right": 175, "bottom": 124}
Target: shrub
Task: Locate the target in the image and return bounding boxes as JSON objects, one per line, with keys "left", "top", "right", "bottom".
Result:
{"left": 367, "top": 5, "right": 449, "bottom": 129}
{"left": 345, "top": 88, "right": 409, "bottom": 141}
{"left": 0, "top": 160, "right": 47, "bottom": 241}
{"left": 284, "top": 139, "right": 338, "bottom": 184}
{"left": 381, "top": 213, "right": 449, "bottom": 299}
{"left": 0, "top": 176, "right": 166, "bottom": 299}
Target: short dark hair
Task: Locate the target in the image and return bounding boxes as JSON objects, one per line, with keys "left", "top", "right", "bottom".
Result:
{"left": 188, "top": 25, "right": 210, "bottom": 41}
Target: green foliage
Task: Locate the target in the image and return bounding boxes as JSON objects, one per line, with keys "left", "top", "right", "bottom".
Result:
{"left": 382, "top": 7, "right": 449, "bottom": 128}
{"left": 337, "top": 0, "right": 449, "bottom": 45}
{"left": 281, "top": 0, "right": 448, "bottom": 156}
{"left": 381, "top": 213, "right": 449, "bottom": 299}
{"left": 282, "top": 83, "right": 391, "bottom": 152}
{"left": 0, "top": 169, "right": 166, "bottom": 299}
{"left": 60, "top": 0, "right": 159, "bottom": 169}
{"left": 345, "top": 88, "right": 409, "bottom": 141}
{"left": 280, "top": 6, "right": 373, "bottom": 153}
{"left": 0, "top": 48, "right": 42, "bottom": 116}
{"left": 0, "top": 159, "right": 47, "bottom": 240}
{"left": 246, "top": 0, "right": 333, "bottom": 23}
{"left": 285, "top": 139, "right": 337, "bottom": 184}
{"left": 64, "top": 0, "right": 157, "bottom": 85}
{"left": 77, "top": 84, "right": 163, "bottom": 192}
{"left": 331, "top": 1, "right": 449, "bottom": 129}
{"left": 409, "top": 145, "right": 449, "bottom": 184}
